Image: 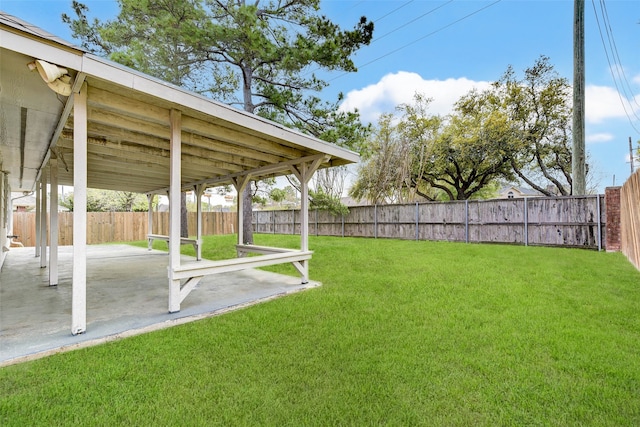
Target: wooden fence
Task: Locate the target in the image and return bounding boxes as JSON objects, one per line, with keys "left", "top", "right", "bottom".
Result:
{"left": 11, "top": 211, "right": 236, "bottom": 246}
{"left": 253, "top": 195, "right": 606, "bottom": 249}
{"left": 620, "top": 170, "right": 640, "bottom": 269}
{"left": 11, "top": 195, "right": 608, "bottom": 250}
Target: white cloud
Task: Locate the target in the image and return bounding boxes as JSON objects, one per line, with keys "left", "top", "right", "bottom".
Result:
{"left": 339, "top": 71, "right": 491, "bottom": 123}
{"left": 585, "top": 84, "right": 640, "bottom": 124}
{"left": 341, "top": 73, "right": 640, "bottom": 130}
{"left": 586, "top": 132, "right": 614, "bottom": 144}
{"left": 632, "top": 74, "right": 640, "bottom": 85}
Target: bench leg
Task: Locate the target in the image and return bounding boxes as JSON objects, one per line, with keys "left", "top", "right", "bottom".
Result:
{"left": 169, "top": 278, "right": 181, "bottom": 313}
{"left": 292, "top": 260, "right": 309, "bottom": 284}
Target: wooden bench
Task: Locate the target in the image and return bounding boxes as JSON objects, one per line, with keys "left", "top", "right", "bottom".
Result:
{"left": 168, "top": 244, "right": 313, "bottom": 312}
{"left": 147, "top": 234, "right": 200, "bottom": 260}
{"left": 172, "top": 248, "right": 313, "bottom": 282}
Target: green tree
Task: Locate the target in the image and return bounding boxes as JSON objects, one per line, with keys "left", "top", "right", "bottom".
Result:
{"left": 269, "top": 186, "right": 297, "bottom": 207}
{"left": 493, "top": 56, "right": 574, "bottom": 195}
{"left": 64, "top": 0, "right": 373, "bottom": 243}
{"left": 351, "top": 92, "right": 514, "bottom": 203}
{"left": 60, "top": 189, "right": 151, "bottom": 212}
{"left": 411, "top": 90, "right": 517, "bottom": 201}
{"left": 349, "top": 113, "right": 413, "bottom": 204}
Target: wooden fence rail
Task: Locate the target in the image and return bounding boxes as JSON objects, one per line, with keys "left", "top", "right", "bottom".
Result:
{"left": 11, "top": 212, "right": 236, "bottom": 247}
{"left": 620, "top": 170, "right": 640, "bottom": 269}
{"left": 253, "top": 195, "right": 606, "bottom": 250}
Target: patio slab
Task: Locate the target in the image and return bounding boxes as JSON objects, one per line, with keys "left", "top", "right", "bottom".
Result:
{"left": 0, "top": 244, "right": 319, "bottom": 366}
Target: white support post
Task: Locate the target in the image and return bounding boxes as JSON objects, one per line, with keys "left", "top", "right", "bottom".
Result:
{"left": 39, "top": 168, "right": 47, "bottom": 268}
{"left": 49, "top": 158, "right": 59, "bottom": 286}
{"left": 195, "top": 184, "right": 203, "bottom": 261}
{"left": 34, "top": 180, "right": 41, "bottom": 257}
{"left": 0, "top": 171, "right": 6, "bottom": 268}
{"left": 147, "top": 194, "right": 154, "bottom": 250}
{"left": 72, "top": 84, "right": 88, "bottom": 335}
{"left": 233, "top": 176, "right": 249, "bottom": 248}
{"left": 290, "top": 157, "right": 326, "bottom": 283}
{"left": 299, "top": 163, "right": 310, "bottom": 253}
{"left": 168, "top": 109, "right": 182, "bottom": 313}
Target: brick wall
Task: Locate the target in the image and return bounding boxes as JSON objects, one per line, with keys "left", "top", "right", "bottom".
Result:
{"left": 605, "top": 187, "right": 621, "bottom": 252}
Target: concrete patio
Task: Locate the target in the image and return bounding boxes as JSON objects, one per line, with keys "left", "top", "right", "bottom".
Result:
{"left": 0, "top": 244, "right": 319, "bottom": 366}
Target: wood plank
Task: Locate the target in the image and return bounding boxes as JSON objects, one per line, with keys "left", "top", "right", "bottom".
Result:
{"left": 172, "top": 250, "right": 313, "bottom": 280}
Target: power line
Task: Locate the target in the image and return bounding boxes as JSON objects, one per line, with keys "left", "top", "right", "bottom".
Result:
{"left": 372, "top": 0, "right": 416, "bottom": 23}
{"left": 301, "top": 0, "right": 420, "bottom": 78}
{"left": 599, "top": 0, "right": 640, "bottom": 110}
{"left": 372, "top": 1, "right": 453, "bottom": 45}
{"left": 328, "top": 0, "right": 503, "bottom": 82}
{"left": 591, "top": 0, "right": 640, "bottom": 134}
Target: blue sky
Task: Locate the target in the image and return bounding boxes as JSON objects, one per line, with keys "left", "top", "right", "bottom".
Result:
{"left": 3, "top": 0, "right": 639, "bottom": 193}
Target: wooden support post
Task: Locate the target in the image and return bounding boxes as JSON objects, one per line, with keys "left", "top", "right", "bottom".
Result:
{"left": 72, "top": 84, "right": 88, "bottom": 335}
{"left": 168, "top": 109, "right": 182, "bottom": 313}
{"left": 39, "top": 167, "right": 47, "bottom": 268}
{"left": 49, "top": 158, "right": 59, "bottom": 286}
{"left": 195, "top": 184, "right": 203, "bottom": 261}
{"left": 147, "top": 194, "right": 154, "bottom": 250}
{"left": 233, "top": 176, "right": 250, "bottom": 247}
{"left": 34, "top": 180, "right": 41, "bottom": 258}
{"left": 298, "top": 163, "right": 310, "bottom": 253}
{"left": 290, "top": 156, "right": 326, "bottom": 282}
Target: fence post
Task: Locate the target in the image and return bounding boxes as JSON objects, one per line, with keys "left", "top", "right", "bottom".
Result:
{"left": 254, "top": 211, "right": 258, "bottom": 233}
{"left": 596, "top": 194, "right": 602, "bottom": 251}
{"left": 315, "top": 208, "right": 318, "bottom": 237}
{"left": 341, "top": 212, "right": 345, "bottom": 238}
{"left": 415, "top": 202, "right": 419, "bottom": 241}
{"left": 273, "top": 210, "right": 276, "bottom": 234}
{"left": 524, "top": 197, "right": 528, "bottom": 247}
{"left": 465, "top": 199, "right": 469, "bottom": 243}
{"left": 374, "top": 204, "right": 378, "bottom": 239}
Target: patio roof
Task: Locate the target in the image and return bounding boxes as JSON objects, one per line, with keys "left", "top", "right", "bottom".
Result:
{"left": 1, "top": 12, "right": 358, "bottom": 336}
{"left": 0, "top": 12, "right": 359, "bottom": 195}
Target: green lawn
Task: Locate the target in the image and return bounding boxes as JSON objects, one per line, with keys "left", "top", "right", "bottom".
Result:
{"left": 2, "top": 235, "right": 639, "bottom": 426}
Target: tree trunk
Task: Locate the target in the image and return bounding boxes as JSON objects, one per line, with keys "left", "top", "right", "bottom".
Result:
{"left": 180, "top": 192, "right": 188, "bottom": 238}
{"left": 242, "top": 185, "right": 253, "bottom": 244}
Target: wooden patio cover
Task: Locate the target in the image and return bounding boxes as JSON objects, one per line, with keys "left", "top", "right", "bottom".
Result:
{"left": 0, "top": 13, "right": 359, "bottom": 335}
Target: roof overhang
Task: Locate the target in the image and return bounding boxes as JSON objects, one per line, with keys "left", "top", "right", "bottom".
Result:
{"left": 0, "top": 12, "right": 359, "bottom": 195}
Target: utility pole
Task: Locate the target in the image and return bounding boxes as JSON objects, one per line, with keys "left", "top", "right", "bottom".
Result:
{"left": 572, "top": 0, "right": 586, "bottom": 195}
